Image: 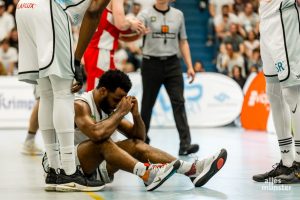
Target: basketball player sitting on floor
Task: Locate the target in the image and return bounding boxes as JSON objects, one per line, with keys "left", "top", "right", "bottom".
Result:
{"left": 44, "top": 70, "right": 227, "bottom": 191}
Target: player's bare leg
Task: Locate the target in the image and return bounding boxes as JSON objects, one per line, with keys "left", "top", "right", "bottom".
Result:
{"left": 115, "top": 139, "right": 227, "bottom": 187}
{"left": 79, "top": 139, "right": 226, "bottom": 188}
{"left": 77, "top": 139, "right": 180, "bottom": 191}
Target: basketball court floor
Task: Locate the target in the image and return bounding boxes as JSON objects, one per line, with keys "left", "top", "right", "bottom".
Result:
{"left": 1, "top": 127, "right": 299, "bottom": 200}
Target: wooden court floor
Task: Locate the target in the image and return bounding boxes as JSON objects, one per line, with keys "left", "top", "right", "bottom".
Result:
{"left": 1, "top": 127, "right": 299, "bottom": 200}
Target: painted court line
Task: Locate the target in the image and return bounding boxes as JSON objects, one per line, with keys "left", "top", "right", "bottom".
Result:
{"left": 85, "top": 192, "right": 105, "bottom": 200}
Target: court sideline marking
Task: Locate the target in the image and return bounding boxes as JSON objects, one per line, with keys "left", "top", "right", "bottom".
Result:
{"left": 85, "top": 192, "right": 105, "bottom": 200}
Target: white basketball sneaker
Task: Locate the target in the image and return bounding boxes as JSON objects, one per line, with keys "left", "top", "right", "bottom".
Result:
{"left": 141, "top": 160, "right": 181, "bottom": 191}
{"left": 188, "top": 149, "right": 227, "bottom": 187}
{"left": 21, "top": 139, "right": 43, "bottom": 156}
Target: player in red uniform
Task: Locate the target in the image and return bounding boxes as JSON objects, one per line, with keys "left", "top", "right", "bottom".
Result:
{"left": 84, "top": 0, "right": 147, "bottom": 91}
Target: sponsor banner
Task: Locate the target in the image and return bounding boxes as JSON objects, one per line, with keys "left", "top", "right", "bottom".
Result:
{"left": 0, "top": 77, "right": 35, "bottom": 128}
{"left": 243, "top": 72, "right": 257, "bottom": 95}
{"left": 0, "top": 73, "right": 244, "bottom": 128}
{"left": 241, "top": 72, "right": 271, "bottom": 131}
{"left": 128, "top": 72, "right": 243, "bottom": 127}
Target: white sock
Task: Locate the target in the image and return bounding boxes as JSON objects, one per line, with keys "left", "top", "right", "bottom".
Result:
{"left": 133, "top": 162, "right": 147, "bottom": 177}
{"left": 41, "top": 129, "right": 61, "bottom": 170}
{"left": 25, "top": 132, "right": 35, "bottom": 142}
{"left": 278, "top": 137, "right": 294, "bottom": 167}
{"left": 45, "top": 143, "right": 61, "bottom": 170}
{"left": 60, "top": 145, "right": 76, "bottom": 175}
{"left": 267, "top": 82, "right": 294, "bottom": 167}
{"left": 177, "top": 160, "right": 195, "bottom": 176}
{"left": 57, "top": 131, "right": 76, "bottom": 175}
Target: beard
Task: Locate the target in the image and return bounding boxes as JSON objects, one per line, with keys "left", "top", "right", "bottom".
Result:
{"left": 99, "top": 97, "right": 113, "bottom": 114}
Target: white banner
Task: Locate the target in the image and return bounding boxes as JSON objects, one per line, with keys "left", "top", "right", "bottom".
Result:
{"left": 128, "top": 72, "right": 244, "bottom": 127}
{"left": 0, "top": 73, "right": 244, "bottom": 128}
{"left": 0, "top": 77, "right": 35, "bottom": 128}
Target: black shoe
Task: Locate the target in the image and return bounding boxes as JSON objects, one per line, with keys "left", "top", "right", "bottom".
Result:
{"left": 56, "top": 167, "right": 105, "bottom": 192}
{"left": 276, "top": 161, "right": 300, "bottom": 184}
{"left": 45, "top": 167, "right": 58, "bottom": 191}
{"left": 179, "top": 144, "right": 199, "bottom": 156}
{"left": 252, "top": 161, "right": 293, "bottom": 182}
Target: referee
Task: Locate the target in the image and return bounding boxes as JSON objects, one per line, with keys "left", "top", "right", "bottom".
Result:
{"left": 138, "top": 0, "right": 199, "bottom": 156}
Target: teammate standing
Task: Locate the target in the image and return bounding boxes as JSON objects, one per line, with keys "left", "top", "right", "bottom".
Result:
{"left": 83, "top": 0, "right": 147, "bottom": 91}
{"left": 253, "top": 0, "right": 300, "bottom": 183}
{"left": 137, "top": 0, "right": 199, "bottom": 155}
{"left": 16, "top": 0, "right": 111, "bottom": 191}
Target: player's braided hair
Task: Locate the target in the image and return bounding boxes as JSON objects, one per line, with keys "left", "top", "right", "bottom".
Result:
{"left": 96, "top": 70, "right": 132, "bottom": 93}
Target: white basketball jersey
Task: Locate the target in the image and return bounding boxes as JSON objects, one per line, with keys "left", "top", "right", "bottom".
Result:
{"left": 55, "top": 0, "right": 92, "bottom": 25}
{"left": 74, "top": 91, "right": 122, "bottom": 145}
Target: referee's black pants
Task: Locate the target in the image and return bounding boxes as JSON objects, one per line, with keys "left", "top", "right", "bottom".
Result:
{"left": 141, "top": 55, "right": 191, "bottom": 148}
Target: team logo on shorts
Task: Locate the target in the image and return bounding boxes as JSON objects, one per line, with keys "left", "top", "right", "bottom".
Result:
{"left": 275, "top": 61, "right": 285, "bottom": 73}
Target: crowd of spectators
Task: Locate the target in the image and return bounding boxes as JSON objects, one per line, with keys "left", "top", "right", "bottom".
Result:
{"left": 0, "top": 0, "right": 157, "bottom": 77}
{"left": 0, "top": 0, "right": 262, "bottom": 89}
{"left": 0, "top": 0, "right": 18, "bottom": 76}
{"left": 205, "top": 0, "right": 261, "bottom": 88}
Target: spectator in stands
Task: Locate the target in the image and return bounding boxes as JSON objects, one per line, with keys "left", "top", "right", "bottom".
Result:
{"left": 114, "top": 43, "right": 130, "bottom": 72}
{"left": 124, "top": 0, "right": 132, "bottom": 15}
{"left": 194, "top": 60, "right": 205, "bottom": 72}
{"left": 0, "top": 38, "right": 18, "bottom": 75}
{"left": 125, "top": 41, "right": 142, "bottom": 71}
{"left": 246, "top": 48, "right": 262, "bottom": 73}
{"left": 249, "top": 0, "right": 259, "bottom": 12}
{"left": 199, "top": 0, "right": 208, "bottom": 11}
{"left": 210, "top": 0, "right": 234, "bottom": 17}
{"left": 238, "top": 2, "right": 259, "bottom": 34}
{"left": 125, "top": 2, "right": 143, "bottom": 71}
{"left": 217, "top": 43, "right": 245, "bottom": 77}
{"left": 207, "top": 0, "right": 234, "bottom": 46}
{"left": 231, "top": 65, "right": 246, "bottom": 88}
{"left": 7, "top": 0, "right": 19, "bottom": 18}
{"left": 127, "top": 2, "right": 142, "bottom": 18}
{"left": 9, "top": 27, "right": 18, "bottom": 50}
{"left": 222, "top": 23, "right": 245, "bottom": 54}
{"left": 249, "top": 64, "right": 259, "bottom": 74}
{"left": 0, "top": 0, "right": 15, "bottom": 42}
{"left": 134, "top": 0, "right": 155, "bottom": 10}
{"left": 0, "top": 62, "right": 6, "bottom": 75}
{"left": 214, "top": 5, "right": 239, "bottom": 42}
{"left": 233, "top": 0, "right": 245, "bottom": 15}
{"left": 244, "top": 30, "right": 259, "bottom": 59}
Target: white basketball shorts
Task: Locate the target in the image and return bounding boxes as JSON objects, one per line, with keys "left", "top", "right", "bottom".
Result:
{"left": 16, "top": 0, "right": 75, "bottom": 84}
{"left": 261, "top": 2, "right": 300, "bottom": 87}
